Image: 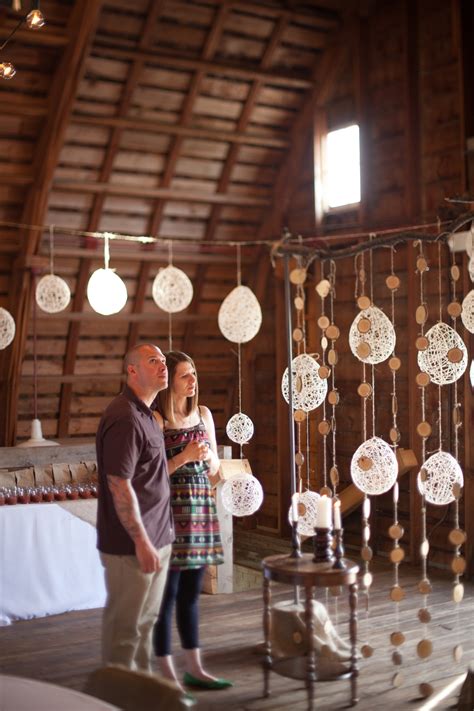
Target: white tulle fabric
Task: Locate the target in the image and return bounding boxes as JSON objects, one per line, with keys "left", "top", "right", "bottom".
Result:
{"left": 349, "top": 306, "right": 396, "bottom": 364}
{"left": 417, "top": 451, "right": 464, "bottom": 505}
{"left": 281, "top": 353, "right": 327, "bottom": 412}
{"left": 417, "top": 322, "right": 468, "bottom": 385}
{"left": 350, "top": 436, "right": 398, "bottom": 495}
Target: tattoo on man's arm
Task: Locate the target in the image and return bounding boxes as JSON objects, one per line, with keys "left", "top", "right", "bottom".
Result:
{"left": 107, "top": 476, "right": 144, "bottom": 541}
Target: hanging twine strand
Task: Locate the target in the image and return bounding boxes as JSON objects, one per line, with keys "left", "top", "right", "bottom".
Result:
{"left": 49, "top": 225, "right": 55, "bottom": 275}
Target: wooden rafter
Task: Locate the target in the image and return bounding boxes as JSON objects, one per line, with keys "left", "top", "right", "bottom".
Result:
{"left": 0, "top": 0, "right": 103, "bottom": 446}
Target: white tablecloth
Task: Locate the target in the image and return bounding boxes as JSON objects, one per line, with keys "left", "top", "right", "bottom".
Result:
{"left": 0, "top": 504, "right": 106, "bottom": 626}
{"left": 0, "top": 675, "right": 119, "bottom": 711}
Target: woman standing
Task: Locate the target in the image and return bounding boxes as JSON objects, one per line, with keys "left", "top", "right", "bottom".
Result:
{"left": 152, "top": 351, "right": 232, "bottom": 691}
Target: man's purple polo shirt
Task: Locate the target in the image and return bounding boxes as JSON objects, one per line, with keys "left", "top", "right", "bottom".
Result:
{"left": 96, "top": 384, "right": 174, "bottom": 555}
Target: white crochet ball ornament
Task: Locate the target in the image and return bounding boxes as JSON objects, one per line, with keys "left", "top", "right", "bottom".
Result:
{"left": 221, "top": 474, "right": 263, "bottom": 516}
{"left": 461, "top": 289, "right": 474, "bottom": 334}
{"left": 350, "top": 436, "right": 398, "bottom": 495}
{"left": 226, "top": 412, "right": 254, "bottom": 444}
{"left": 417, "top": 322, "right": 468, "bottom": 385}
{"left": 152, "top": 265, "right": 193, "bottom": 313}
{"left": 0, "top": 307, "right": 15, "bottom": 350}
{"left": 349, "top": 306, "right": 396, "bottom": 364}
{"left": 287, "top": 490, "right": 320, "bottom": 537}
{"left": 281, "top": 353, "right": 328, "bottom": 412}
{"left": 218, "top": 285, "right": 262, "bottom": 343}
{"left": 417, "top": 451, "right": 463, "bottom": 505}
{"left": 36, "top": 274, "right": 71, "bottom": 313}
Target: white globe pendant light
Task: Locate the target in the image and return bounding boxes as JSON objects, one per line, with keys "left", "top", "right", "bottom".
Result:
{"left": 87, "top": 233, "right": 128, "bottom": 315}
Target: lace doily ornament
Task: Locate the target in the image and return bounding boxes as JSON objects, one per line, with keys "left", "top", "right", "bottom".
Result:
{"left": 281, "top": 354, "right": 327, "bottom": 412}
{"left": 417, "top": 451, "right": 464, "bottom": 505}
{"left": 226, "top": 412, "right": 254, "bottom": 444}
{"left": 35, "top": 274, "right": 71, "bottom": 313}
{"left": 221, "top": 474, "right": 263, "bottom": 516}
{"left": 218, "top": 285, "right": 262, "bottom": 343}
{"left": 87, "top": 268, "right": 128, "bottom": 315}
{"left": 0, "top": 307, "right": 15, "bottom": 350}
{"left": 417, "top": 322, "right": 468, "bottom": 385}
{"left": 350, "top": 436, "right": 398, "bottom": 495}
{"left": 349, "top": 306, "right": 396, "bottom": 364}
{"left": 287, "top": 490, "right": 320, "bottom": 537}
{"left": 152, "top": 265, "right": 193, "bottom": 313}
{"left": 461, "top": 289, "right": 474, "bottom": 333}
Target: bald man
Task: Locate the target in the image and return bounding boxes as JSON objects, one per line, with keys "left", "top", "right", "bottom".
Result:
{"left": 96, "top": 344, "right": 174, "bottom": 672}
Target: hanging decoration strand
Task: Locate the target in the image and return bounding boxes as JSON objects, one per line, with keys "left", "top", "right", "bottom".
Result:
{"left": 49, "top": 225, "right": 55, "bottom": 275}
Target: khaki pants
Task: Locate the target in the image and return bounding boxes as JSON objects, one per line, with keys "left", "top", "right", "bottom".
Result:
{"left": 100, "top": 545, "right": 171, "bottom": 672}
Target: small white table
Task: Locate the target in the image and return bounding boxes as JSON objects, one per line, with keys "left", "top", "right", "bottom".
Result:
{"left": 0, "top": 504, "right": 106, "bottom": 625}
{"left": 0, "top": 675, "right": 119, "bottom": 711}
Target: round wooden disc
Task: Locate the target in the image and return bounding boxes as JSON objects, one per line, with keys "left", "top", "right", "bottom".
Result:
{"left": 420, "top": 540, "right": 429, "bottom": 557}
{"left": 328, "top": 390, "right": 339, "bottom": 405}
{"left": 451, "top": 556, "right": 466, "bottom": 575}
{"left": 357, "top": 342, "right": 371, "bottom": 358}
{"left": 453, "top": 644, "right": 463, "bottom": 662}
{"left": 315, "top": 278, "right": 331, "bottom": 298}
{"left": 359, "top": 268, "right": 366, "bottom": 283}
{"left": 358, "top": 382, "right": 372, "bottom": 398}
{"left": 293, "top": 327, "right": 304, "bottom": 342}
{"left": 320, "top": 486, "right": 332, "bottom": 496}
{"left": 317, "top": 315, "right": 330, "bottom": 330}
{"left": 321, "top": 336, "right": 328, "bottom": 351}
{"left": 292, "top": 631, "right": 303, "bottom": 645}
{"left": 389, "top": 524, "right": 404, "bottom": 540}
{"left": 417, "top": 256, "right": 428, "bottom": 272}
{"left": 417, "top": 421, "right": 432, "bottom": 438}
{"left": 357, "top": 318, "right": 371, "bottom": 334}
{"left": 361, "top": 644, "right": 374, "bottom": 658}
{"left": 418, "top": 579, "right": 432, "bottom": 595}
{"left": 358, "top": 455, "right": 373, "bottom": 471}
{"left": 390, "top": 631, "right": 405, "bottom": 647}
{"left": 417, "top": 639, "right": 433, "bottom": 659}
{"left": 295, "top": 452, "right": 305, "bottom": 466}
{"left": 453, "top": 583, "right": 464, "bottom": 603}
{"left": 318, "top": 365, "right": 331, "bottom": 379}
{"left": 448, "top": 528, "right": 466, "bottom": 546}
{"left": 418, "top": 608, "right": 431, "bottom": 624}
{"left": 293, "top": 409, "right": 306, "bottom": 423}
{"left": 416, "top": 304, "right": 428, "bottom": 324}
{"left": 451, "top": 265, "right": 460, "bottom": 281}
{"left": 318, "top": 420, "right": 331, "bottom": 435}
{"left": 329, "top": 466, "right": 339, "bottom": 487}
{"left": 326, "top": 324, "right": 340, "bottom": 340}
{"left": 297, "top": 502, "right": 306, "bottom": 517}
{"left": 392, "top": 651, "right": 403, "bottom": 665}
{"left": 362, "top": 525, "right": 370, "bottom": 543}
{"left": 295, "top": 376, "right": 303, "bottom": 393}
{"left": 329, "top": 585, "right": 342, "bottom": 597}
{"left": 327, "top": 348, "right": 338, "bottom": 366}
{"left": 389, "top": 427, "right": 400, "bottom": 443}
{"left": 419, "top": 467, "right": 427, "bottom": 482}
{"left": 390, "top": 547, "right": 405, "bottom": 564}
{"left": 416, "top": 336, "right": 429, "bottom": 351}
{"left": 416, "top": 372, "right": 430, "bottom": 387}
{"left": 361, "top": 545, "right": 373, "bottom": 562}
{"left": 392, "top": 672, "right": 403, "bottom": 688}
{"left": 392, "top": 395, "right": 398, "bottom": 416}
{"left": 447, "top": 347, "right": 463, "bottom": 363}
{"left": 390, "top": 585, "right": 405, "bottom": 602}
{"left": 294, "top": 296, "right": 305, "bottom": 310}
{"left": 386, "top": 275, "right": 401, "bottom": 290}
{"left": 357, "top": 295, "right": 371, "bottom": 310}
{"left": 363, "top": 498, "right": 371, "bottom": 518}
{"left": 290, "top": 267, "right": 307, "bottom": 285}
{"left": 452, "top": 482, "right": 462, "bottom": 500}
{"left": 447, "top": 301, "right": 462, "bottom": 318}
{"left": 388, "top": 356, "right": 401, "bottom": 371}
{"left": 452, "top": 406, "right": 462, "bottom": 426}
{"left": 419, "top": 682, "right": 434, "bottom": 698}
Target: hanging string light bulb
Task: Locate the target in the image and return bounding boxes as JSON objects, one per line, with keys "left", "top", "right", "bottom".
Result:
{"left": 1, "top": 2, "right": 46, "bottom": 81}
{"left": 87, "top": 233, "right": 128, "bottom": 315}
{"left": 35, "top": 225, "right": 71, "bottom": 313}
{"left": 26, "top": 1, "right": 45, "bottom": 29}
{"left": 0, "top": 62, "right": 16, "bottom": 80}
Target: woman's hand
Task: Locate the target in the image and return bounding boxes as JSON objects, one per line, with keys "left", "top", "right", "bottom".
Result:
{"left": 183, "top": 440, "right": 209, "bottom": 463}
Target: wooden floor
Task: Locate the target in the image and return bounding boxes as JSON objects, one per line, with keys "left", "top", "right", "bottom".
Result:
{"left": 1, "top": 562, "right": 473, "bottom": 710}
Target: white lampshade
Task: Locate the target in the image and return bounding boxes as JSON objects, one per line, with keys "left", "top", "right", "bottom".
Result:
{"left": 87, "top": 268, "right": 128, "bottom": 315}
{"left": 16, "top": 418, "right": 59, "bottom": 448}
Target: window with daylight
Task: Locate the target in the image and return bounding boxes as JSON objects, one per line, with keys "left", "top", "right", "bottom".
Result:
{"left": 324, "top": 124, "right": 361, "bottom": 209}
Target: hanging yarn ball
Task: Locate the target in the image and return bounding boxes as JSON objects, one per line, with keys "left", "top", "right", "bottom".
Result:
{"left": 287, "top": 490, "right": 320, "bottom": 537}
{"left": 0, "top": 307, "right": 15, "bottom": 350}
{"left": 349, "top": 306, "right": 396, "bottom": 364}
{"left": 218, "top": 285, "right": 262, "bottom": 343}
{"left": 417, "top": 322, "right": 468, "bottom": 385}
{"left": 35, "top": 274, "right": 71, "bottom": 313}
{"left": 87, "top": 268, "right": 128, "bottom": 315}
{"left": 461, "top": 289, "right": 474, "bottom": 334}
{"left": 281, "top": 353, "right": 328, "bottom": 412}
{"left": 152, "top": 265, "right": 193, "bottom": 313}
{"left": 226, "top": 412, "right": 254, "bottom": 444}
{"left": 417, "top": 451, "right": 464, "bottom": 505}
{"left": 221, "top": 474, "right": 263, "bottom": 516}
{"left": 350, "top": 436, "right": 398, "bottom": 495}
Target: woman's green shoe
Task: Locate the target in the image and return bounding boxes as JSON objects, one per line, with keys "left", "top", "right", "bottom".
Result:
{"left": 183, "top": 672, "right": 233, "bottom": 690}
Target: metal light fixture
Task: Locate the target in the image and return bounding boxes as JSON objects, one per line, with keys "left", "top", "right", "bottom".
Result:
{"left": 0, "top": 62, "right": 16, "bottom": 80}
{"left": 87, "top": 233, "right": 128, "bottom": 315}
{"left": 0, "top": 2, "right": 46, "bottom": 81}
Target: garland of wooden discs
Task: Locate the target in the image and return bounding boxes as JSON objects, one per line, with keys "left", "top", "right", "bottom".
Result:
{"left": 386, "top": 247, "right": 405, "bottom": 689}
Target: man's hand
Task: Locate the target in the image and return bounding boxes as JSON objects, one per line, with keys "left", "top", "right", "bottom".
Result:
{"left": 135, "top": 537, "right": 161, "bottom": 573}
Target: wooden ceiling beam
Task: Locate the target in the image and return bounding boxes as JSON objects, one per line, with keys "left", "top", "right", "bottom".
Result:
{"left": 37, "top": 312, "right": 218, "bottom": 323}
{"left": 0, "top": 0, "right": 103, "bottom": 447}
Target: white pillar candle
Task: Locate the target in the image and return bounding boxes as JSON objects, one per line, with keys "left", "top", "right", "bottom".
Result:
{"left": 316, "top": 495, "right": 332, "bottom": 528}
{"left": 333, "top": 499, "right": 342, "bottom": 530}
{"left": 291, "top": 492, "right": 299, "bottom": 522}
